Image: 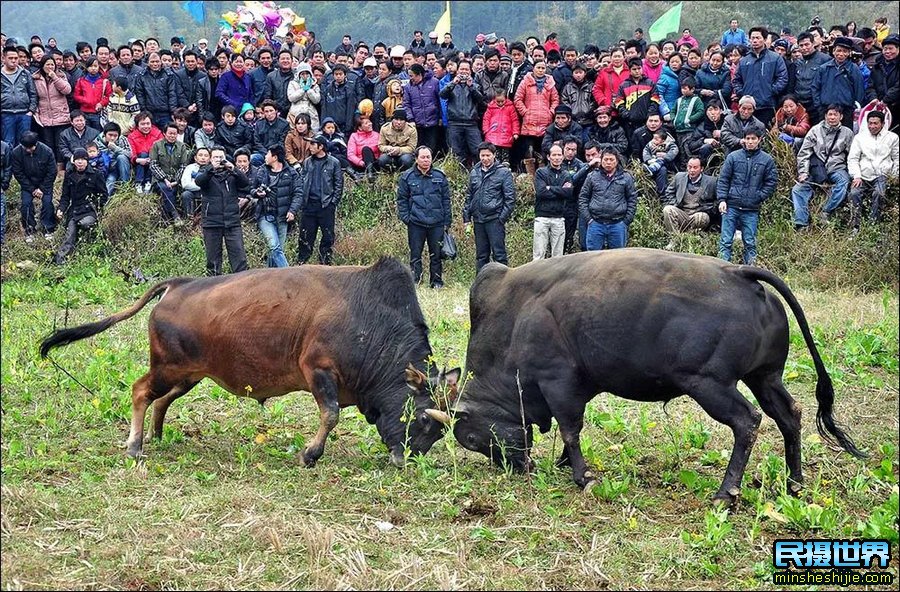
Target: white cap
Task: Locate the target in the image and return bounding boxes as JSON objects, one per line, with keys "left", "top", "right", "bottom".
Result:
{"left": 429, "top": 31, "right": 438, "bottom": 39}
{"left": 198, "top": 38, "right": 208, "bottom": 45}
{"left": 390, "top": 45, "right": 405, "bottom": 58}
{"left": 363, "top": 57, "right": 377, "bottom": 67}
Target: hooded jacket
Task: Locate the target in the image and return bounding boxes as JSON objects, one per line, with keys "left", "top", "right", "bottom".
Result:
{"left": 287, "top": 77, "right": 321, "bottom": 131}
{"left": 514, "top": 73, "right": 559, "bottom": 136}
{"left": 482, "top": 99, "right": 520, "bottom": 148}
{"left": 34, "top": 74, "right": 72, "bottom": 127}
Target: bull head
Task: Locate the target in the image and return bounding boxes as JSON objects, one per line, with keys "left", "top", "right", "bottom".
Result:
{"left": 405, "top": 363, "right": 460, "bottom": 421}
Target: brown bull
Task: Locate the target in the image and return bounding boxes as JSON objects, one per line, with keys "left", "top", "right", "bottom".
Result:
{"left": 40, "top": 258, "right": 458, "bottom": 467}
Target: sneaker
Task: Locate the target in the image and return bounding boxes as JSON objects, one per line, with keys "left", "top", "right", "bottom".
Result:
{"left": 819, "top": 211, "right": 831, "bottom": 224}
{"left": 172, "top": 217, "right": 186, "bottom": 228}
{"left": 143, "top": 181, "right": 153, "bottom": 194}
{"left": 734, "top": 230, "right": 742, "bottom": 242}
{"left": 24, "top": 234, "right": 35, "bottom": 244}
{"left": 850, "top": 227, "right": 860, "bottom": 236}
{"left": 44, "top": 232, "right": 55, "bottom": 241}
{"left": 430, "top": 282, "right": 444, "bottom": 289}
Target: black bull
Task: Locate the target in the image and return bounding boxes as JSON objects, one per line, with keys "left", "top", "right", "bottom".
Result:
{"left": 429, "top": 249, "right": 865, "bottom": 502}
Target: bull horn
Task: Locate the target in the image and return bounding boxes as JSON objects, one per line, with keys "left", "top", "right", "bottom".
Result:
{"left": 425, "top": 408, "right": 452, "bottom": 425}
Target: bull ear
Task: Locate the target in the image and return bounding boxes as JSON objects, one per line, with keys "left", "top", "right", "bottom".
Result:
{"left": 441, "top": 367, "right": 461, "bottom": 388}
{"left": 405, "top": 363, "right": 427, "bottom": 392}
{"left": 435, "top": 367, "right": 462, "bottom": 410}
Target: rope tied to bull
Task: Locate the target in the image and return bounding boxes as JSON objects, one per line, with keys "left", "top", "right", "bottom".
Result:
{"left": 46, "top": 295, "right": 99, "bottom": 399}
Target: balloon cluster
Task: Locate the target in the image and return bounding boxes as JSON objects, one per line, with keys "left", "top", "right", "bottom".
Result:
{"left": 219, "top": 1, "right": 309, "bottom": 56}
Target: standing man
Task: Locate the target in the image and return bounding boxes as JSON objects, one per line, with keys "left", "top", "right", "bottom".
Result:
{"left": 790, "top": 105, "right": 855, "bottom": 229}
{"left": 402, "top": 63, "right": 442, "bottom": 154}
{"left": 440, "top": 60, "right": 485, "bottom": 167}
{"left": 397, "top": 146, "right": 452, "bottom": 288}
{"left": 812, "top": 37, "right": 865, "bottom": 128}
{"left": 717, "top": 129, "right": 777, "bottom": 265}
{"left": 532, "top": 144, "right": 570, "bottom": 259}
{"left": 847, "top": 110, "right": 898, "bottom": 231}
{"left": 733, "top": 27, "right": 788, "bottom": 126}
{"left": 289, "top": 134, "right": 343, "bottom": 265}
{"left": 195, "top": 146, "right": 250, "bottom": 275}
{"left": 464, "top": 142, "right": 515, "bottom": 272}
{"left": 865, "top": 34, "right": 899, "bottom": 128}
{"left": 1, "top": 46, "right": 37, "bottom": 146}
{"left": 721, "top": 19, "right": 749, "bottom": 47}
{"left": 578, "top": 148, "right": 637, "bottom": 251}
{"left": 9, "top": 132, "right": 57, "bottom": 241}
{"left": 793, "top": 32, "right": 830, "bottom": 124}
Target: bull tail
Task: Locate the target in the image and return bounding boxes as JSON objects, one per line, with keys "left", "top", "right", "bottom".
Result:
{"left": 733, "top": 266, "right": 867, "bottom": 459}
{"left": 39, "top": 278, "right": 189, "bottom": 359}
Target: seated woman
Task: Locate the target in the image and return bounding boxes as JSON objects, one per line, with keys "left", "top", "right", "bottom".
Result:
{"left": 774, "top": 95, "right": 810, "bottom": 154}
{"left": 285, "top": 113, "right": 314, "bottom": 172}
{"left": 346, "top": 116, "right": 381, "bottom": 181}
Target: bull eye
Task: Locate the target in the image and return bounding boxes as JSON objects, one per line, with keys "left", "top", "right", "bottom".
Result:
{"left": 466, "top": 433, "right": 477, "bottom": 446}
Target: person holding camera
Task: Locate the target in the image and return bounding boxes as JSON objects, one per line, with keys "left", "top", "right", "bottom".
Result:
{"left": 251, "top": 144, "right": 301, "bottom": 268}
{"left": 439, "top": 59, "right": 485, "bottom": 168}
{"left": 195, "top": 146, "right": 250, "bottom": 275}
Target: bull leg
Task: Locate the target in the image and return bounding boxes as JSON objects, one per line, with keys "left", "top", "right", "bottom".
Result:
{"left": 145, "top": 380, "right": 200, "bottom": 443}
{"left": 556, "top": 446, "right": 571, "bottom": 468}
{"left": 125, "top": 372, "right": 163, "bottom": 458}
{"left": 745, "top": 375, "right": 804, "bottom": 495}
{"left": 302, "top": 369, "right": 340, "bottom": 468}
{"left": 538, "top": 379, "right": 594, "bottom": 489}
{"left": 690, "top": 381, "right": 763, "bottom": 503}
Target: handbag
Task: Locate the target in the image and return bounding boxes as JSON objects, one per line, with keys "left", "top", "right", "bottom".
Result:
{"left": 441, "top": 230, "right": 458, "bottom": 261}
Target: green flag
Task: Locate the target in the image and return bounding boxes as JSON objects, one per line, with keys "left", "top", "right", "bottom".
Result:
{"left": 649, "top": 2, "right": 683, "bottom": 42}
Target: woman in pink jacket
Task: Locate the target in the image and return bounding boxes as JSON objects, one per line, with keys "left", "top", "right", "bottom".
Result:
{"left": 346, "top": 116, "right": 381, "bottom": 180}
{"left": 514, "top": 59, "right": 558, "bottom": 160}
{"left": 482, "top": 91, "right": 520, "bottom": 164}
{"left": 32, "top": 56, "right": 72, "bottom": 168}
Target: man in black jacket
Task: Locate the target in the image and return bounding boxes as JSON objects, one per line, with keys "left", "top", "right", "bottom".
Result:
{"left": 265, "top": 50, "right": 295, "bottom": 118}
{"left": 397, "top": 146, "right": 451, "bottom": 288}
{"left": 533, "top": 144, "right": 571, "bottom": 259}
{"left": 578, "top": 148, "right": 638, "bottom": 251}
{"left": 135, "top": 52, "right": 178, "bottom": 129}
{"left": 195, "top": 146, "right": 250, "bottom": 275}
{"left": 54, "top": 148, "right": 107, "bottom": 264}
{"left": 251, "top": 100, "right": 290, "bottom": 166}
{"left": 174, "top": 50, "right": 206, "bottom": 125}
{"left": 289, "top": 135, "right": 343, "bottom": 265}
{"left": 464, "top": 142, "right": 516, "bottom": 273}
{"left": 10, "top": 132, "right": 57, "bottom": 241}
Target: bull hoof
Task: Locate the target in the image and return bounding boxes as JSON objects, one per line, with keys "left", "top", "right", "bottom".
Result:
{"left": 302, "top": 447, "right": 321, "bottom": 468}
{"left": 125, "top": 445, "right": 144, "bottom": 459}
{"left": 583, "top": 479, "right": 599, "bottom": 496}
{"left": 711, "top": 492, "right": 737, "bottom": 507}
{"left": 788, "top": 480, "right": 804, "bottom": 497}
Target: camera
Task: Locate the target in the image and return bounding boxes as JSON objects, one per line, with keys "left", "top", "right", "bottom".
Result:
{"left": 810, "top": 16, "right": 821, "bottom": 26}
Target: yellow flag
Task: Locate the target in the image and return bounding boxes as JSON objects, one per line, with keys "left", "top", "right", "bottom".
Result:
{"left": 434, "top": 1, "right": 451, "bottom": 39}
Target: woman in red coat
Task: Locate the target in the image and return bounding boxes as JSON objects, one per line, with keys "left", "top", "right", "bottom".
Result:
{"left": 73, "top": 57, "right": 112, "bottom": 130}
{"left": 32, "top": 55, "right": 72, "bottom": 168}
{"left": 514, "top": 59, "right": 559, "bottom": 161}
{"left": 126, "top": 111, "right": 163, "bottom": 192}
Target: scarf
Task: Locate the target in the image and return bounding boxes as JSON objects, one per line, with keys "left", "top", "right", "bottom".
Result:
{"left": 232, "top": 68, "right": 245, "bottom": 78}
{"left": 85, "top": 73, "right": 101, "bottom": 84}
{"left": 534, "top": 75, "right": 546, "bottom": 93}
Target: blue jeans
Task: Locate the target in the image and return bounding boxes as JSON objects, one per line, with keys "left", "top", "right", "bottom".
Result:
{"left": 258, "top": 217, "right": 289, "bottom": 267}
{"left": 157, "top": 182, "right": 180, "bottom": 219}
{"left": 106, "top": 153, "right": 132, "bottom": 195}
{"left": 0, "top": 190, "right": 5, "bottom": 244}
{"left": 719, "top": 208, "right": 759, "bottom": 265}
{"left": 134, "top": 152, "right": 150, "bottom": 185}
{"left": 585, "top": 220, "right": 628, "bottom": 250}
{"left": 473, "top": 219, "right": 508, "bottom": 273}
{"left": 790, "top": 170, "right": 850, "bottom": 227}
{"left": 20, "top": 189, "right": 57, "bottom": 234}
{"left": 1, "top": 113, "right": 32, "bottom": 146}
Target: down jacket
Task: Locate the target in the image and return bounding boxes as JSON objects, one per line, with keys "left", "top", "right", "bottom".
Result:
{"left": 287, "top": 79, "right": 321, "bottom": 130}
{"left": 34, "top": 74, "right": 72, "bottom": 127}
{"left": 514, "top": 73, "right": 559, "bottom": 137}
{"left": 135, "top": 68, "right": 178, "bottom": 118}
{"left": 578, "top": 167, "right": 638, "bottom": 224}
{"left": 716, "top": 147, "right": 778, "bottom": 211}
{"left": 397, "top": 165, "right": 451, "bottom": 227}
{"left": 10, "top": 142, "right": 57, "bottom": 193}
{"left": 73, "top": 75, "right": 111, "bottom": 115}
{"left": 251, "top": 163, "right": 302, "bottom": 220}
{"left": 403, "top": 75, "right": 442, "bottom": 127}
{"left": 127, "top": 125, "right": 164, "bottom": 161}
{"left": 464, "top": 162, "right": 515, "bottom": 223}
{"left": 347, "top": 129, "right": 381, "bottom": 168}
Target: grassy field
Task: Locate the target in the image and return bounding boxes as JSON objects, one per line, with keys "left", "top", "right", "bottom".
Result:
{"left": 1, "top": 263, "right": 898, "bottom": 589}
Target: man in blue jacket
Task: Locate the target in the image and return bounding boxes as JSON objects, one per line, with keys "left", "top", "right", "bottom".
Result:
{"left": 402, "top": 64, "right": 442, "bottom": 155}
{"left": 716, "top": 129, "right": 778, "bottom": 266}
{"left": 733, "top": 27, "right": 788, "bottom": 126}
{"left": 721, "top": 19, "right": 749, "bottom": 48}
{"left": 397, "top": 146, "right": 452, "bottom": 288}
{"left": 812, "top": 37, "right": 866, "bottom": 128}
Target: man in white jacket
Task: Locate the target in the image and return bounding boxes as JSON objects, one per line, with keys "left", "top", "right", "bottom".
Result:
{"left": 180, "top": 146, "right": 210, "bottom": 218}
{"left": 848, "top": 110, "right": 899, "bottom": 231}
